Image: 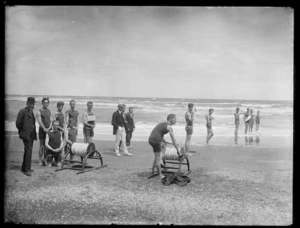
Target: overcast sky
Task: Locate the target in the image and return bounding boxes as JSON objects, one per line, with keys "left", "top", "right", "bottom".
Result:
{"left": 5, "top": 6, "right": 293, "bottom": 100}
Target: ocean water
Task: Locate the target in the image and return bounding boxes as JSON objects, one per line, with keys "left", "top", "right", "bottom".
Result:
{"left": 5, "top": 94, "right": 293, "bottom": 148}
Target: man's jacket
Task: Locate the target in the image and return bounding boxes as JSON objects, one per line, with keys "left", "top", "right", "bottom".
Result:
{"left": 111, "top": 110, "right": 125, "bottom": 135}
{"left": 125, "top": 113, "right": 135, "bottom": 132}
{"left": 16, "top": 107, "right": 37, "bottom": 141}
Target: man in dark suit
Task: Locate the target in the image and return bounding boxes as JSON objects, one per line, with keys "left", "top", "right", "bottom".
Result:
{"left": 16, "top": 97, "right": 37, "bottom": 176}
{"left": 111, "top": 104, "right": 132, "bottom": 156}
{"left": 125, "top": 107, "right": 135, "bottom": 148}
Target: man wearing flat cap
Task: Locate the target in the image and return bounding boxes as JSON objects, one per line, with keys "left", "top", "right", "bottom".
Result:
{"left": 16, "top": 97, "right": 37, "bottom": 176}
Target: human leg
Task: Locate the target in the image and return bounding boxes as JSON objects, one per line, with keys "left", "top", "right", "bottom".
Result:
{"left": 39, "top": 139, "right": 46, "bottom": 166}
{"left": 21, "top": 139, "right": 33, "bottom": 173}
{"left": 207, "top": 128, "right": 214, "bottom": 143}
{"left": 114, "top": 127, "right": 122, "bottom": 155}
{"left": 121, "top": 128, "right": 131, "bottom": 155}
{"left": 126, "top": 131, "right": 132, "bottom": 147}
{"left": 245, "top": 122, "right": 249, "bottom": 134}
{"left": 45, "top": 149, "right": 53, "bottom": 167}
{"left": 185, "top": 134, "right": 192, "bottom": 154}
{"left": 83, "top": 127, "right": 88, "bottom": 143}
{"left": 154, "top": 152, "right": 164, "bottom": 177}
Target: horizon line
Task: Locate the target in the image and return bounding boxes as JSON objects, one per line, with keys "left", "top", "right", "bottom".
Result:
{"left": 5, "top": 93, "right": 293, "bottom": 102}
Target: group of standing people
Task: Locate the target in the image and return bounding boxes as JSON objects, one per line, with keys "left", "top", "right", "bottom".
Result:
{"left": 234, "top": 107, "right": 261, "bottom": 135}
{"left": 111, "top": 104, "right": 135, "bottom": 157}
{"left": 15, "top": 96, "right": 261, "bottom": 178}
{"left": 16, "top": 97, "right": 96, "bottom": 176}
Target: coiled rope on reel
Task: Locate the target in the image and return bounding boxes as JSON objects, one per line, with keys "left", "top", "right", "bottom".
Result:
{"left": 71, "top": 142, "right": 95, "bottom": 156}
{"left": 162, "top": 146, "right": 185, "bottom": 160}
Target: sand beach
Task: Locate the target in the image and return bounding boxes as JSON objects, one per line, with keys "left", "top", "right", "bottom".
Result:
{"left": 4, "top": 129, "right": 293, "bottom": 225}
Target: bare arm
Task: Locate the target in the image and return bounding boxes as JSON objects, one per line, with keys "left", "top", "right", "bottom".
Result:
{"left": 82, "top": 112, "right": 94, "bottom": 128}
{"left": 45, "top": 134, "right": 55, "bottom": 151}
{"left": 58, "top": 133, "right": 64, "bottom": 151}
{"left": 167, "top": 126, "right": 180, "bottom": 154}
{"left": 65, "top": 112, "right": 69, "bottom": 128}
{"left": 36, "top": 110, "right": 47, "bottom": 132}
{"left": 47, "top": 112, "right": 53, "bottom": 131}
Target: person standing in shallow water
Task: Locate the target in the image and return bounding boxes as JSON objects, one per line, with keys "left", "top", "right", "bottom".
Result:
{"left": 234, "top": 107, "right": 243, "bottom": 135}
{"left": 255, "top": 111, "right": 261, "bottom": 131}
{"left": 243, "top": 108, "right": 251, "bottom": 134}
{"left": 185, "top": 103, "right": 195, "bottom": 155}
{"left": 206, "top": 108, "right": 214, "bottom": 144}
{"left": 249, "top": 109, "right": 254, "bottom": 133}
{"left": 16, "top": 97, "right": 37, "bottom": 176}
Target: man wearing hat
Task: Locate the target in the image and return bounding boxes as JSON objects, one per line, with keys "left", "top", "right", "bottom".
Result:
{"left": 16, "top": 97, "right": 37, "bottom": 176}
{"left": 185, "top": 103, "right": 195, "bottom": 154}
{"left": 111, "top": 104, "right": 132, "bottom": 156}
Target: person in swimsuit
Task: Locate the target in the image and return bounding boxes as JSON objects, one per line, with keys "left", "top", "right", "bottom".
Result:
{"left": 36, "top": 97, "right": 53, "bottom": 166}
{"left": 243, "top": 108, "right": 251, "bottom": 134}
{"left": 65, "top": 100, "right": 80, "bottom": 160}
{"left": 65, "top": 99, "right": 79, "bottom": 144}
{"left": 148, "top": 114, "right": 180, "bottom": 178}
{"left": 234, "top": 107, "right": 242, "bottom": 135}
{"left": 53, "top": 101, "right": 68, "bottom": 156}
{"left": 255, "top": 110, "right": 260, "bottom": 131}
{"left": 45, "top": 120, "right": 64, "bottom": 167}
{"left": 249, "top": 109, "right": 254, "bottom": 133}
{"left": 185, "top": 103, "right": 195, "bottom": 155}
{"left": 206, "top": 108, "right": 214, "bottom": 144}
{"left": 82, "top": 101, "right": 96, "bottom": 143}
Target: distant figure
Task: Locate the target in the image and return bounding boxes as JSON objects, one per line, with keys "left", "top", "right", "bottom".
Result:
{"left": 255, "top": 111, "right": 260, "bottom": 131}
{"left": 234, "top": 107, "right": 242, "bottom": 135}
{"left": 82, "top": 101, "right": 96, "bottom": 143}
{"left": 249, "top": 109, "right": 254, "bottom": 133}
{"left": 148, "top": 114, "right": 180, "bottom": 178}
{"left": 125, "top": 107, "right": 135, "bottom": 148}
{"left": 16, "top": 97, "right": 37, "bottom": 176}
{"left": 36, "top": 97, "right": 53, "bottom": 166}
{"left": 243, "top": 108, "right": 251, "bottom": 134}
{"left": 205, "top": 108, "right": 214, "bottom": 144}
{"left": 185, "top": 103, "right": 195, "bottom": 154}
{"left": 45, "top": 120, "right": 64, "bottom": 167}
{"left": 111, "top": 104, "right": 132, "bottom": 156}
{"left": 119, "top": 104, "right": 127, "bottom": 148}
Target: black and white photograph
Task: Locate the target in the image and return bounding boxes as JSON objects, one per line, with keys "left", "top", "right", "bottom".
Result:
{"left": 5, "top": 6, "right": 293, "bottom": 225}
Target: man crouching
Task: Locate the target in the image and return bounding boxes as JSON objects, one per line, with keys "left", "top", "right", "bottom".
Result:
{"left": 45, "top": 120, "right": 64, "bottom": 167}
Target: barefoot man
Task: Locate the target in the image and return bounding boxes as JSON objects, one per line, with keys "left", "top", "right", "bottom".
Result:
{"left": 36, "top": 97, "right": 53, "bottom": 166}
{"left": 185, "top": 103, "right": 195, "bottom": 155}
{"left": 148, "top": 114, "right": 180, "bottom": 178}
{"left": 206, "top": 108, "right": 214, "bottom": 144}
